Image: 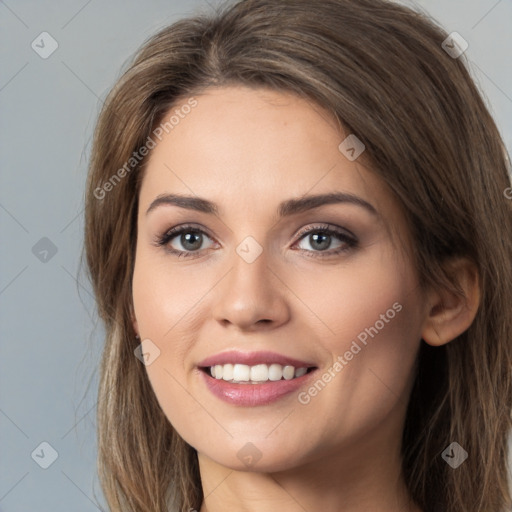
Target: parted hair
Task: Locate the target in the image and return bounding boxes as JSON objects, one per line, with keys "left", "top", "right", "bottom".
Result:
{"left": 83, "top": 0, "right": 512, "bottom": 510}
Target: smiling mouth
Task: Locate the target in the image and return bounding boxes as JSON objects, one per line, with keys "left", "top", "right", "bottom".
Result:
{"left": 200, "top": 363, "right": 317, "bottom": 384}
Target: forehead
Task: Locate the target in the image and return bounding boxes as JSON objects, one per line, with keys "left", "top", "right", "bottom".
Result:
{"left": 139, "top": 86, "right": 400, "bottom": 224}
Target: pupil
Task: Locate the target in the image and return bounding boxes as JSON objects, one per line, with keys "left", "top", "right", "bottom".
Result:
{"left": 182, "top": 232, "right": 202, "bottom": 250}
{"left": 311, "top": 233, "right": 330, "bottom": 250}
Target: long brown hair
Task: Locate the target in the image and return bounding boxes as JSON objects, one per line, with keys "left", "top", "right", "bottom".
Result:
{"left": 83, "top": 0, "right": 512, "bottom": 510}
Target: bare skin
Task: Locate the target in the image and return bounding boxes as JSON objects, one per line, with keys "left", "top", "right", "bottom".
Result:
{"left": 131, "top": 86, "right": 479, "bottom": 512}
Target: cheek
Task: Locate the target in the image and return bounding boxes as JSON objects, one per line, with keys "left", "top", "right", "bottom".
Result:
{"left": 131, "top": 250, "right": 207, "bottom": 341}
{"left": 283, "top": 243, "right": 421, "bottom": 348}
{"left": 131, "top": 251, "right": 215, "bottom": 430}
{"left": 288, "top": 248, "right": 423, "bottom": 434}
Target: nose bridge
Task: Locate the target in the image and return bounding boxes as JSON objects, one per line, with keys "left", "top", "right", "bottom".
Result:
{"left": 212, "top": 237, "right": 290, "bottom": 330}
{"left": 231, "top": 241, "right": 271, "bottom": 296}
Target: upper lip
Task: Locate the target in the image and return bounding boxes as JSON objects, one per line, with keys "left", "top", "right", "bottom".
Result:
{"left": 198, "top": 350, "right": 316, "bottom": 368}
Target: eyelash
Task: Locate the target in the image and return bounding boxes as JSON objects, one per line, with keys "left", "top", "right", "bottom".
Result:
{"left": 154, "top": 223, "right": 358, "bottom": 259}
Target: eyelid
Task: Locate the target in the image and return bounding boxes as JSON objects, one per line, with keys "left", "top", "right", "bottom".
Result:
{"left": 292, "top": 222, "right": 356, "bottom": 242}
{"left": 157, "top": 223, "right": 213, "bottom": 243}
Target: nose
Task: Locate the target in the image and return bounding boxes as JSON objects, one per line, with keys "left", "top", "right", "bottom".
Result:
{"left": 212, "top": 248, "right": 291, "bottom": 332}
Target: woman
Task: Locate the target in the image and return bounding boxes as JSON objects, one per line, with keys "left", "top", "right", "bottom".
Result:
{"left": 84, "top": 0, "right": 512, "bottom": 510}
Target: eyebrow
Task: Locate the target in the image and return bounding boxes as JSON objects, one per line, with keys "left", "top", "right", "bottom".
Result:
{"left": 145, "top": 192, "right": 378, "bottom": 218}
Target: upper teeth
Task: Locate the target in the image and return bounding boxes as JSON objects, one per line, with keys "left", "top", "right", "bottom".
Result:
{"left": 210, "top": 363, "right": 308, "bottom": 382}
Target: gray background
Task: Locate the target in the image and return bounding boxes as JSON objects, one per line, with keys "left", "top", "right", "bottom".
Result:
{"left": 1, "top": 0, "right": 511, "bottom": 510}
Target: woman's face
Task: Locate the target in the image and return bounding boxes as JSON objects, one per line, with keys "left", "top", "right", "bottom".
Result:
{"left": 132, "top": 85, "right": 429, "bottom": 473}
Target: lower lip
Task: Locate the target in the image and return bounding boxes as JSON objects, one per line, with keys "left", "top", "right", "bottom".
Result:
{"left": 200, "top": 369, "right": 316, "bottom": 406}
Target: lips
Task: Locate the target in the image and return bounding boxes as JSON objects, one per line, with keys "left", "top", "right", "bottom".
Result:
{"left": 198, "top": 350, "right": 318, "bottom": 406}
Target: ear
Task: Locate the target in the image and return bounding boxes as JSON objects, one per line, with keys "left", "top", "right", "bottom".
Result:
{"left": 421, "top": 258, "right": 480, "bottom": 347}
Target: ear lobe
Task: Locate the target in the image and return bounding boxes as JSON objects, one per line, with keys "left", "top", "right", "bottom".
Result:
{"left": 421, "top": 259, "right": 480, "bottom": 347}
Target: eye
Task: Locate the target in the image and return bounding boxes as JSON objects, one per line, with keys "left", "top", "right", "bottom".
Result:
{"left": 293, "top": 224, "right": 357, "bottom": 257}
{"left": 155, "top": 224, "right": 216, "bottom": 258}
{"left": 154, "top": 222, "right": 357, "bottom": 259}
